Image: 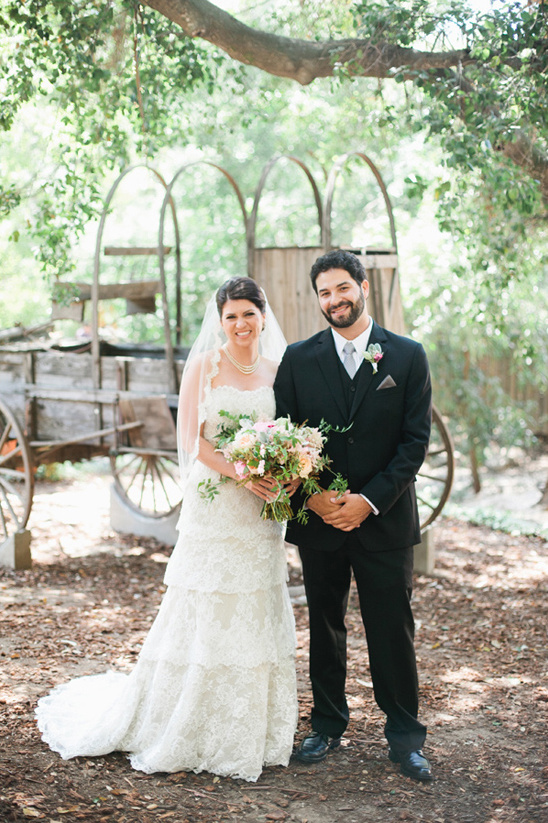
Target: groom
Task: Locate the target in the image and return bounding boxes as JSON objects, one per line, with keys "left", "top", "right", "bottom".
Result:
{"left": 274, "top": 249, "right": 433, "bottom": 781}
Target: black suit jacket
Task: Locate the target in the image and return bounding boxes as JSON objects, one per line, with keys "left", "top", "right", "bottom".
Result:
{"left": 273, "top": 323, "right": 432, "bottom": 552}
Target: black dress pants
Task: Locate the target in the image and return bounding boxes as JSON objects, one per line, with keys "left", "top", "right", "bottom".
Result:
{"left": 299, "top": 531, "right": 427, "bottom": 753}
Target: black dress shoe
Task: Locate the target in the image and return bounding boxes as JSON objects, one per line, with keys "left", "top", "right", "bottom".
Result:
{"left": 388, "top": 748, "right": 433, "bottom": 781}
{"left": 294, "top": 732, "right": 341, "bottom": 763}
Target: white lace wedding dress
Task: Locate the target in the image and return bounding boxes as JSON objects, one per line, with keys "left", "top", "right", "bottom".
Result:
{"left": 36, "top": 385, "right": 298, "bottom": 782}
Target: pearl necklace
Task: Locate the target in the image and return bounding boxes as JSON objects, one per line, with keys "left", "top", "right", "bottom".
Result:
{"left": 223, "top": 345, "right": 260, "bottom": 374}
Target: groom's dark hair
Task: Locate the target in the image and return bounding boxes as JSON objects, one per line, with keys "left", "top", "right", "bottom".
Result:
{"left": 309, "top": 250, "right": 367, "bottom": 293}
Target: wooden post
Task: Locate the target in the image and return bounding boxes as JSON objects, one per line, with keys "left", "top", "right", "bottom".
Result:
{"left": 363, "top": 250, "right": 403, "bottom": 334}
{"left": 0, "top": 530, "right": 32, "bottom": 570}
{"left": 414, "top": 527, "right": 435, "bottom": 575}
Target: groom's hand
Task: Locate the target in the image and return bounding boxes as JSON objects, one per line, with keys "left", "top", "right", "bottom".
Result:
{"left": 306, "top": 488, "right": 349, "bottom": 520}
{"left": 321, "top": 492, "right": 372, "bottom": 531}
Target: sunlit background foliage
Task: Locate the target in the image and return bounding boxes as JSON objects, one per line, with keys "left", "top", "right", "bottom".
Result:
{"left": 1, "top": 0, "right": 547, "bottom": 484}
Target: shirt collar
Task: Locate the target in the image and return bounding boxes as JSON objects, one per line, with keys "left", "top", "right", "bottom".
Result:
{"left": 331, "top": 318, "right": 374, "bottom": 359}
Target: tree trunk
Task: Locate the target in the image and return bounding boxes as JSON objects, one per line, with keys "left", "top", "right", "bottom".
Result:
{"left": 469, "top": 446, "right": 482, "bottom": 495}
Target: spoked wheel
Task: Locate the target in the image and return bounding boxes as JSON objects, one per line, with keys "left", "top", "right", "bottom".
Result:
{"left": 0, "top": 398, "right": 34, "bottom": 541}
{"left": 417, "top": 405, "right": 454, "bottom": 530}
{"left": 110, "top": 449, "right": 182, "bottom": 518}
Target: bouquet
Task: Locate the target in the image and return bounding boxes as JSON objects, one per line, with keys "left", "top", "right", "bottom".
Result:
{"left": 199, "top": 411, "right": 347, "bottom": 522}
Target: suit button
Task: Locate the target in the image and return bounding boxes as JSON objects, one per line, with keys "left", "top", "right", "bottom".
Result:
{"left": 348, "top": 437, "right": 354, "bottom": 444}
{"left": 350, "top": 386, "right": 356, "bottom": 392}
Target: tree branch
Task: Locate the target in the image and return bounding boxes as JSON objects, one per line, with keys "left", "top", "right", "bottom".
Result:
{"left": 143, "top": 0, "right": 476, "bottom": 83}
{"left": 142, "top": 0, "right": 548, "bottom": 199}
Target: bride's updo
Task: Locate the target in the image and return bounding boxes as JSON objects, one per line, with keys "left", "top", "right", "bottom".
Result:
{"left": 216, "top": 277, "right": 266, "bottom": 316}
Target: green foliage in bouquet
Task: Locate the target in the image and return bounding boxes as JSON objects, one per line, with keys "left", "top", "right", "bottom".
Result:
{"left": 199, "top": 410, "right": 350, "bottom": 523}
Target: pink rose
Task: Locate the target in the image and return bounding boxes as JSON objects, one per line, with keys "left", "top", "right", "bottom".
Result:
{"left": 234, "top": 461, "right": 248, "bottom": 479}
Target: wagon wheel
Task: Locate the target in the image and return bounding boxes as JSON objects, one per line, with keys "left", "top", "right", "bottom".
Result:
{"left": 110, "top": 449, "right": 182, "bottom": 519}
{"left": 0, "top": 398, "right": 34, "bottom": 541}
{"left": 416, "top": 405, "right": 454, "bottom": 530}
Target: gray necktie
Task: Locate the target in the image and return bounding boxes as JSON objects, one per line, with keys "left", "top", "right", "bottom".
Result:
{"left": 342, "top": 341, "right": 357, "bottom": 378}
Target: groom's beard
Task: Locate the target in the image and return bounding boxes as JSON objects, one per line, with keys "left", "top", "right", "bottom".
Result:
{"left": 321, "top": 289, "right": 365, "bottom": 329}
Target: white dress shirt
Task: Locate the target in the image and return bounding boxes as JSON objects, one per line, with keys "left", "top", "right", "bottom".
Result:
{"left": 331, "top": 320, "right": 379, "bottom": 516}
{"left": 331, "top": 320, "right": 374, "bottom": 376}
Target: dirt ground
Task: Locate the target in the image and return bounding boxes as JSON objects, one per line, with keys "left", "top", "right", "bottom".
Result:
{"left": 1, "top": 471, "right": 547, "bottom": 823}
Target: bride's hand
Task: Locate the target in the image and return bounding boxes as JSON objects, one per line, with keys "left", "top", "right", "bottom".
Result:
{"left": 281, "top": 478, "right": 301, "bottom": 498}
{"left": 244, "top": 475, "right": 281, "bottom": 502}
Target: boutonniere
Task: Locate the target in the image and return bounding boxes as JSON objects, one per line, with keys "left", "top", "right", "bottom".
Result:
{"left": 363, "top": 343, "right": 384, "bottom": 374}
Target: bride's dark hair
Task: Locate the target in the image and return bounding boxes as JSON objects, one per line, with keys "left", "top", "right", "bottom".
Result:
{"left": 216, "top": 276, "right": 266, "bottom": 316}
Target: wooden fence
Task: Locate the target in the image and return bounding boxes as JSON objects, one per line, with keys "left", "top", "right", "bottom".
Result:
{"left": 480, "top": 357, "right": 548, "bottom": 437}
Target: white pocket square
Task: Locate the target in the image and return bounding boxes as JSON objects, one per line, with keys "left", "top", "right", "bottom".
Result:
{"left": 376, "top": 375, "right": 397, "bottom": 390}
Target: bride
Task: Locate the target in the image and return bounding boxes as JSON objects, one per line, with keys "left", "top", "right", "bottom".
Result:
{"left": 36, "top": 276, "right": 298, "bottom": 782}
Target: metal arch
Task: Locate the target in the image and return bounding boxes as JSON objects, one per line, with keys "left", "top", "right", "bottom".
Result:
{"left": 158, "top": 160, "right": 248, "bottom": 393}
{"left": 323, "top": 152, "right": 398, "bottom": 253}
{"left": 92, "top": 163, "right": 181, "bottom": 391}
{"left": 247, "top": 154, "right": 324, "bottom": 273}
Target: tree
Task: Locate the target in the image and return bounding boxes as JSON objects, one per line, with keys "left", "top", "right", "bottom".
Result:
{"left": 139, "top": 0, "right": 548, "bottom": 200}
{"left": 2, "top": 1, "right": 546, "bottom": 289}
{"left": 1, "top": 1, "right": 546, "bottom": 493}
{"left": 3, "top": 1, "right": 547, "bottom": 194}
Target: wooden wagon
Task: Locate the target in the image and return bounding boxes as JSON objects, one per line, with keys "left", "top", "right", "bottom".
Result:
{"left": 0, "top": 333, "right": 184, "bottom": 542}
{"left": 0, "top": 154, "right": 453, "bottom": 548}
{"left": 0, "top": 165, "right": 187, "bottom": 546}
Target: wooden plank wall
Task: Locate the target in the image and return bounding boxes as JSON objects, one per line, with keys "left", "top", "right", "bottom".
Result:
{"left": 364, "top": 253, "right": 405, "bottom": 335}
{"left": 252, "top": 247, "right": 327, "bottom": 344}
{"left": 0, "top": 352, "right": 26, "bottom": 418}
{"left": 252, "top": 247, "right": 404, "bottom": 343}
{"left": 0, "top": 350, "right": 186, "bottom": 447}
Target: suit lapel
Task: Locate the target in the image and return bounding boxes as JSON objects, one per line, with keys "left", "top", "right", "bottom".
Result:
{"left": 348, "top": 323, "right": 388, "bottom": 420}
{"left": 314, "top": 330, "right": 348, "bottom": 420}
